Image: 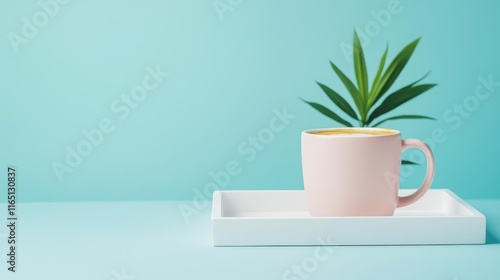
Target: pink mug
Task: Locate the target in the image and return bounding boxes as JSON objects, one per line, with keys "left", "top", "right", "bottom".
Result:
{"left": 301, "top": 127, "right": 435, "bottom": 217}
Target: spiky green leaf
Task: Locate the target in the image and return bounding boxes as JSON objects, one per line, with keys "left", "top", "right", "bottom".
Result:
{"left": 368, "top": 45, "right": 388, "bottom": 107}
{"left": 329, "top": 61, "right": 365, "bottom": 119}
{"left": 301, "top": 99, "right": 353, "bottom": 127}
{"left": 406, "top": 71, "right": 431, "bottom": 88}
{"left": 368, "top": 84, "right": 436, "bottom": 124}
{"left": 353, "top": 31, "right": 369, "bottom": 103}
{"left": 370, "top": 71, "right": 430, "bottom": 111}
{"left": 402, "top": 160, "right": 418, "bottom": 165}
{"left": 371, "top": 38, "right": 421, "bottom": 105}
{"left": 316, "top": 82, "right": 358, "bottom": 120}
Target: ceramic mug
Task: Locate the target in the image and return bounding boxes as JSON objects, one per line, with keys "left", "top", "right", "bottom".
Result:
{"left": 301, "top": 127, "right": 435, "bottom": 217}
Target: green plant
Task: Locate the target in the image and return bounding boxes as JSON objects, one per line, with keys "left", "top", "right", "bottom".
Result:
{"left": 302, "top": 32, "right": 436, "bottom": 128}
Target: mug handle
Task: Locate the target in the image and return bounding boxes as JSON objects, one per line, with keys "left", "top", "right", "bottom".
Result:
{"left": 397, "top": 139, "right": 435, "bottom": 208}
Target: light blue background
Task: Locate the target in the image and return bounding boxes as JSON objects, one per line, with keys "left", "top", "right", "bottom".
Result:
{"left": 2, "top": 0, "right": 500, "bottom": 202}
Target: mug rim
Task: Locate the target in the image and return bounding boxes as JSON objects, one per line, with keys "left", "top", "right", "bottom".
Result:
{"left": 303, "top": 127, "right": 401, "bottom": 137}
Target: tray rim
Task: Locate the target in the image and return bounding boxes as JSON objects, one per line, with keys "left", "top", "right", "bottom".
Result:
{"left": 212, "top": 189, "right": 486, "bottom": 220}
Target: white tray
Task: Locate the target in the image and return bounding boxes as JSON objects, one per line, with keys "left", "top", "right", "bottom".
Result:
{"left": 211, "top": 189, "right": 486, "bottom": 246}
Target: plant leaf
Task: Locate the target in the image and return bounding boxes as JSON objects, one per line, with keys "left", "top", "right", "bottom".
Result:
{"left": 316, "top": 82, "right": 358, "bottom": 120}
{"left": 329, "top": 61, "right": 365, "bottom": 119}
{"left": 368, "top": 45, "right": 388, "bottom": 107}
{"left": 371, "top": 38, "right": 421, "bottom": 105}
{"left": 301, "top": 99, "right": 353, "bottom": 127}
{"left": 402, "top": 160, "right": 418, "bottom": 165}
{"left": 371, "top": 115, "right": 435, "bottom": 127}
{"left": 353, "top": 31, "right": 369, "bottom": 104}
{"left": 367, "top": 83, "right": 436, "bottom": 125}
{"left": 370, "top": 71, "right": 430, "bottom": 112}
{"left": 406, "top": 71, "right": 431, "bottom": 88}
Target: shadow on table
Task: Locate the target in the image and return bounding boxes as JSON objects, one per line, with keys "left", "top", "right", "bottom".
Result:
{"left": 486, "top": 230, "right": 499, "bottom": 244}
